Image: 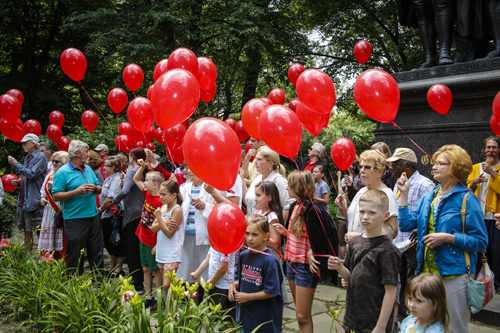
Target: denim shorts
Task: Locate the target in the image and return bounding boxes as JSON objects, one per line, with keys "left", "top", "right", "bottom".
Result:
{"left": 286, "top": 262, "right": 319, "bottom": 289}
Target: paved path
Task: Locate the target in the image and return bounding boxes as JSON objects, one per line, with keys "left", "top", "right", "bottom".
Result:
{"left": 283, "top": 282, "right": 500, "bottom": 332}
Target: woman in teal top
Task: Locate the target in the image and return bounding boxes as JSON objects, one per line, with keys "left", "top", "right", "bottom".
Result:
{"left": 397, "top": 144, "right": 488, "bottom": 333}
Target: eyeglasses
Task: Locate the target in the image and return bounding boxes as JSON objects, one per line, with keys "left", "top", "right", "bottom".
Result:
{"left": 104, "top": 164, "right": 113, "bottom": 168}
{"left": 431, "top": 161, "right": 450, "bottom": 167}
{"left": 52, "top": 160, "right": 61, "bottom": 164}
{"left": 358, "top": 165, "right": 378, "bottom": 171}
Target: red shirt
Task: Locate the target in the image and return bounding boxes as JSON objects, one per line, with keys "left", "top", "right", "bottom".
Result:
{"left": 303, "top": 160, "right": 318, "bottom": 172}
{"left": 98, "top": 156, "right": 109, "bottom": 179}
{"left": 135, "top": 189, "right": 162, "bottom": 247}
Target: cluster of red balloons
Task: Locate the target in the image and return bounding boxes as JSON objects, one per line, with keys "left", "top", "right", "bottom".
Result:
{"left": 490, "top": 91, "right": 500, "bottom": 135}
{"left": 46, "top": 110, "right": 70, "bottom": 151}
{"left": 0, "top": 89, "right": 25, "bottom": 142}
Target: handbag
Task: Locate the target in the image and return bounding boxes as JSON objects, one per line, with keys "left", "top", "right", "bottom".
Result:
{"left": 45, "top": 178, "right": 64, "bottom": 229}
{"left": 461, "top": 193, "right": 495, "bottom": 314}
{"left": 109, "top": 211, "right": 122, "bottom": 247}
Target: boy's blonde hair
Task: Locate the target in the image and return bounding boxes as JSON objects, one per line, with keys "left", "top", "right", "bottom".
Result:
{"left": 146, "top": 171, "right": 165, "bottom": 184}
{"left": 359, "top": 189, "right": 389, "bottom": 212}
{"left": 405, "top": 273, "right": 450, "bottom": 333}
{"left": 246, "top": 214, "right": 269, "bottom": 234}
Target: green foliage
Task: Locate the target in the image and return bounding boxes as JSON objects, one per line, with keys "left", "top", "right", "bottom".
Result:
{"left": 0, "top": 191, "right": 18, "bottom": 238}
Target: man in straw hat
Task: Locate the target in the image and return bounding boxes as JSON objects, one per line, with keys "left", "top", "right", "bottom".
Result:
{"left": 8, "top": 133, "right": 48, "bottom": 254}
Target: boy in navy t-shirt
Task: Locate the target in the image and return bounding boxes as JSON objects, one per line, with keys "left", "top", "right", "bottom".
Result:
{"left": 229, "top": 215, "right": 283, "bottom": 333}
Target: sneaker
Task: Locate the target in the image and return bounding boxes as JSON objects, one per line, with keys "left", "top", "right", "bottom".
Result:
{"left": 149, "top": 298, "right": 158, "bottom": 313}
{"left": 144, "top": 297, "right": 155, "bottom": 309}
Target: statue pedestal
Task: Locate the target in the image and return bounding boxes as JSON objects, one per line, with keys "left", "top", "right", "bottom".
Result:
{"left": 374, "top": 58, "right": 500, "bottom": 178}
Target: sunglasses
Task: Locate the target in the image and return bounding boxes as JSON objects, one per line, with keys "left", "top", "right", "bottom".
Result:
{"left": 358, "top": 165, "right": 378, "bottom": 171}
{"left": 52, "top": 160, "right": 61, "bottom": 164}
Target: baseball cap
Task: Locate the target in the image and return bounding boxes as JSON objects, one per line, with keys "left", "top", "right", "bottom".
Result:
{"left": 94, "top": 144, "right": 108, "bottom": 152}
{"left": 21, "top": 134, "right": 40, "bottom": 149}
{"left": 386, "top": 148, "right": 417, "bottom": 163}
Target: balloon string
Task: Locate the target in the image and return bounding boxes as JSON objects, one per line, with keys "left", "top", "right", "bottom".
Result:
{"left": 90, "top": 132, "right": 92, "bottom": 146}
{"left": 293, "top": 161, "right": 337, "bottom": 258}
{"left": 392, "top": 121, "right": 497, "bottom": 213}
{"left": 3, "top": 138, "right": 9, "bottom": 155}
{"left": 445, "top": 114, "right": 481, "bottom": 163}
{"left": 314, "top": 136, "right": 339, "bottom": 196}
{"left": 205, "top": 102, "right": 210, "bottom": 118}
{"left": 241, "top": 204, "right": 317, "bottom": 296}
{"left": 133, "top": 91, "right": 137, "bottom": 99}
{"left": 79, "top": 83, "right": 115, "bottom": 132}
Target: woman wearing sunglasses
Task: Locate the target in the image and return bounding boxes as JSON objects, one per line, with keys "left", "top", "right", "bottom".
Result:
{"left": 38, "top": 151, "right": 69, "bottom": 260}
{"left": 335, "top": 149, "right": 399, "bottom": 244}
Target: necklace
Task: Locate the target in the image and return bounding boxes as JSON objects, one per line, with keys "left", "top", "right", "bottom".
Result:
{"left": 438, "top": 191, "right": 448, "bottom": 200}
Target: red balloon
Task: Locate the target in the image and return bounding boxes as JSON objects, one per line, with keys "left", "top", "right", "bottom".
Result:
{"left": 288, "top": 98, "right": 299, "bottom": 112}
{"left": 147, "top": 84, "right": 154, "bottom": 101}
{"left": 47, "top": 124, "right": 62, "bottom": 143}
{"left": 119, "top": 122, "right": 133, "bottom": 136}
{"left": 354, "top": 40, "right": 372, "bottom": 64}
{"left": 0, "top": 118, "right": 24, "bottom": 142}
{"left": 130, "top": 126, "right": 144, "bottom": 142}
{"left": 258, "top": 105, "right": 302, "bottom": 159}
{"left": 207, "top": 202, "right": 246, "bottom": 255}
{"left": 427, "top": 84, "right": 452, "bottom": 115}
{"left": 127, "top": 97, "right": 154, "bottom": 133}
{"left": 331, "top": 138, "right": 356, "bottom": 171}
{"left": 182, "top": 118, "right": 190, "bottom": 129}
{"left": 296, "top": 69, "right": 336, "bottom": 115}
{"left": 49, "top": 111, "right": 65, "bottom": 128}
{"left": 244, "top": 140, "right": 251, "bottom": 154}
{"left": 167, "top": 48, "right": 198, "bottom": 77}
{"left": 23, "top": 120, "right": 41, "bottom": 136}
{"left": 197, "top": 57, "right": 217, "bottom": 91}
{"left": 224, "top": 118, "right": 237, "bottom": 130}
{"left": 354, "top": 69, "right": 400, "bottom": 123}
{"left": 147, "top": 142, "right": 156, "bottom": 152}
{"left": 155, "top": 128, "right": 166, "bottom": 145}
{"left": 268, "top": 88, "right": 286, "bottom": 105}
{"left": 491, "top": 115, "right": 500, "bottom": 136}
{"left": 152, "top": 69, "right": 200, "bottom": 130}
{"left": 108, "top": 88, "right": 128, "bottom": 114}
{"left": 6, "top": 89, "right": 24, "bottom": 105}
{"left": 241, "top": 98, "right": 267, "bottom": 140}
{"left": 81, "top": 110, "right": 98, "bottom": 132}
{"left": 134, "top": 139, "right": 147, "bottom": 149}
{"left": 234, "top": 120, "right": 249, "bottom": 142}
{"left": 115, "top": 134, "right": 133, "bottom": 153}
{"left": 60, "top": 48, "right": 87, "bottom": 82}
{"left": 200, "top": 83, "right": 216, "bottom": 103}
{"left": 164, "top": 123, "right": 186, "bottom": 153}
{"left": 57, "top": 136, "right": 71, "bottom": 152}
{"left": 288, "top": 63, "right": 305, "bottom": 86}
{"left": 1, "top": 174, "right": 18, "bottom": 192}
{"left": 296, "top": 101, "right": 330, "bottom": 136}
{"left": 184, "top": 118, "right": 241, "bottom": 191}
{"left": 260, "top": 98, "right": 273, "bottom": 106}
{"left": 123, "top": 64, "right": 144, "bottom": 92}
{"left": 144, "top": 126, "right": 156, "bottom": 143}
{"left": 153, "top": 59, "right": 169, "bottom": 83}
{"left": 494, "top": 91, "right": 500, "bottom": 118}
{"left": 165, "top": 144, "right": 183, "bottom": 164}
{"left": 0, "top": 94, "right": 22, "bottom": 124}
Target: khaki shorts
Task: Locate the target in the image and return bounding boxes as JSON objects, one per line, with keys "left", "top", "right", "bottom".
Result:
{"left": 17, "top": 206, "right": 44, "bottom": 232}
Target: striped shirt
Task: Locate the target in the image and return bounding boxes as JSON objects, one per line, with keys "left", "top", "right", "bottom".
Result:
{"left": 187, "top": 185, "right": 202, "bottom": 224}
{"left": 285, "top": 208, "right": 310, "bottom": 264}
{"left": 208, "top": 247, "right": 236, "bottom": 289}
{"left": 393, "top": 170, "right": 435, "bottom": 252}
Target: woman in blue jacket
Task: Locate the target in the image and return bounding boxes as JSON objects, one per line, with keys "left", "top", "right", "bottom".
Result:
{"left": 397, "top": 144, "right": 488, "bottom": 333}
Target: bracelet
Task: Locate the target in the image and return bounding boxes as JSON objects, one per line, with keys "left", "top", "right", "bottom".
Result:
{"left": 398, "top": 204, "right": 408, "bottom": 208}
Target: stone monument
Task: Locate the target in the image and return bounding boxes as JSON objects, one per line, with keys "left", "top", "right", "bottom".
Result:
{"left": 374, "top": 58, "right": 500, "bottom": 179}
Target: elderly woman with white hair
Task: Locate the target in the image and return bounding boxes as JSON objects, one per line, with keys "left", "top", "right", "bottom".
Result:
{"left": 244, "top": 146, "right": 294, "bottom": 219}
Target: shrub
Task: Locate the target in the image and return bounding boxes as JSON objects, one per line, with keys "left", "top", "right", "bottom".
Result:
{"left": 0, "top": 191, "right": 18, "bottom": 238}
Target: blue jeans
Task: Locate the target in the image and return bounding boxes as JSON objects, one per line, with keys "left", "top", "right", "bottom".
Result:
{"left": 286, "top": 262, "right": 319, "bottom": 289}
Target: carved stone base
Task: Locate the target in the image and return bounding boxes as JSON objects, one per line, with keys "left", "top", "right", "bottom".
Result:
{"left": 374, "top": 58, "right": 500, "bottom": 178}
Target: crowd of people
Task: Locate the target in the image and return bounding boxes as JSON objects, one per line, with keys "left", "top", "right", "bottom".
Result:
{"left": 4, "top": 132, "right": 500, "bottom": 333}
